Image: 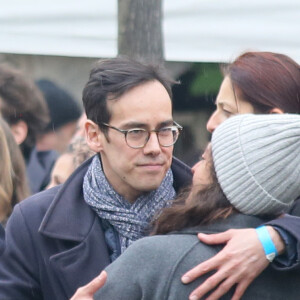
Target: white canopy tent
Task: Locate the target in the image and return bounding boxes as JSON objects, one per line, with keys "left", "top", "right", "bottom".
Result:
{"left": 0, "top": 0, "right": 299, "bottom": 63}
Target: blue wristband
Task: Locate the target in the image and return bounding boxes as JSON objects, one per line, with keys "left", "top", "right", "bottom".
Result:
{"left": 256, "top": 225, "right": 278, "bottom": 262}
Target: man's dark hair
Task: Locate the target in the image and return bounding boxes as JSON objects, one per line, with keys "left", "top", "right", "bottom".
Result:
{"left": 82, "top": 56, "right": 177, "bottom": 132}
{"left": 0, "top": 64, "right": 49, "bottom": 161}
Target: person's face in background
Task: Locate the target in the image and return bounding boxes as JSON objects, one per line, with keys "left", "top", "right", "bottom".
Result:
{"left": 46, "top": 153, "right": 74, "bottom": 189}
{"left": 206, "top": 76, "right": 255, "bottom": 133}
{"left": 72, "top": 113, "right": 87, "bottom": 141}
{"left": 191, "top": 143, "right": 213, "bottom": 188}
{"left": 186, "top": 143, "right": 213, "bottom": 204}
{"left": 53, "top": 122, "right": 78, "bottom": 153}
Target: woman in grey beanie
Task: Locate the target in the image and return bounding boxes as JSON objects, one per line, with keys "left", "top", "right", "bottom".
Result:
{"left": 74, "top": 51, "right": 300, "bottom": 300}
{"left": 183, "top": 51, "right": 300, "bottom": 300}
{"left": 94, "top": 113, "right": 300, "bottom": 300}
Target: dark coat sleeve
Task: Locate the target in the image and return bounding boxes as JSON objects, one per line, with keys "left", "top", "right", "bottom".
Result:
{"left": 0, "top": 205, "right": 42, "bottom": 300}
{"left": 266, "top": 210, "right": 300, "bottom": 271}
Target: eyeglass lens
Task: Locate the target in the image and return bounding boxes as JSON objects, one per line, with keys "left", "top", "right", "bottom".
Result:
{"left": 126, "top": 127, "right": 179, "bottom": 148}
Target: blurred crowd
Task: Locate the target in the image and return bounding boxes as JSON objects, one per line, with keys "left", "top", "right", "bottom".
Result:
{"left": 0, "top": 65, "right": 95, "bottom": 226}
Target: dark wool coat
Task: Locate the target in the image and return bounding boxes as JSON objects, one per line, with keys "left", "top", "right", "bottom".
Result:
{"left": 0, "top": 156, "right": 192, "bottom": 300}
{"left": 26, "top": 147, "right": 58, "bottom": 194}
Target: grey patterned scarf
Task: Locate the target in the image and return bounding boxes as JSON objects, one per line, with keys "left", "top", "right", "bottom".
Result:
{"left": 83, "top": 155, "right": 176, "bottom": 253}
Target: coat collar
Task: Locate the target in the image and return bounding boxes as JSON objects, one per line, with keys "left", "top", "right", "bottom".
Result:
{"left": 174, "top": 213, "right": 270, "bottom": 236}
{"left": 39, "top": 156, "right": 95, "bottom": 242}
{"left": 39, "top": 156, "right": 192, "bottom": 242}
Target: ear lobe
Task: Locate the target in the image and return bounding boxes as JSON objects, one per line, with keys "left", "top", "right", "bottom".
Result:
{"left": 10, "top": 120, "right": 28, "bottom": 145}
{"left": 269, "top": 107, "right": 284, "bottom": 114}
{"left": 85, "top": 120, "right": 103, "bottom": 152}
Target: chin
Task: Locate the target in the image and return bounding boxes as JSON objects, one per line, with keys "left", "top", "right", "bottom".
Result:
{"left": 134, "top": 171, "right": 168, "bottom": 191}
{"left": 138, "top": 181, "right": 162, "bottom": 192}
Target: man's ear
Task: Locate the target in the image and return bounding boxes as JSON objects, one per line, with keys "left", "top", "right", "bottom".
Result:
{"left": 85, "top": 120, "right": 104, "bottom": 152}
{"left": 269, "top": 107, "right": 284, "bottom": 114}
{"left": 10, "top": 120, "right": 28, "bottom": 145}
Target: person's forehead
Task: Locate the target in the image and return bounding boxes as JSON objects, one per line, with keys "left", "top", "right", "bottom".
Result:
{"left": 216, "top": 77, "right": 235, "bottom": 100}
{"left": 107, "top": 80, "right": 173, "bottom": 126}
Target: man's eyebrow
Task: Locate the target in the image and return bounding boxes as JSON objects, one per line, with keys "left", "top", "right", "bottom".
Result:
{"left": 121, "top": 121, "right": 148, "bottom": 129}
{"left": 159, "top": 120, "right": 174, "bottom": 127}
{"left": 121, "top": 120, "right": 174, "bottom": 129}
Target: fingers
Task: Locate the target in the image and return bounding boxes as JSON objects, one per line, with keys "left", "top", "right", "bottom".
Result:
{"left": 188, "top": 271, "right": 252, "bottom": 300}
{"left": 197, "top": 230, "right": 233, "bottom": 245}
{"left": 70, "top": 271, "right": 107, "bottom": 300}
{"left": 187, "top": 256, "right": 239, "bottom": 300}
{"left": 183, "top": 230, "right": 236, "bottom": 285}
{"left": 184, "top": 228, "right": 270, "bottom": 299}
{"left": 188, "top": 270, "right": 228, "bottom": 300}
{"left": 86, "top": 271, "right": 107, "bottom": 294}
{"left": 182, "top": 254, "right": 223, "bottom": 284}
{"left": 231, "top": 280, "right": 251, "bottom": 300}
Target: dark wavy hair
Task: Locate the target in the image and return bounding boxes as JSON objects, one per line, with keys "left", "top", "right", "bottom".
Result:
{"left": 152, "top": 147, "right": 236, "bottom": 235}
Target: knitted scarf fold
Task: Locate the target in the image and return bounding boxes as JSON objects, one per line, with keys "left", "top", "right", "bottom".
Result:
{"left": 83, "top": 155, "right": 176, "bottom": 253}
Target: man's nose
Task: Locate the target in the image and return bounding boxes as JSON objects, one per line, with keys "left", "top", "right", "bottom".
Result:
{"left": 143, "top": 132, "right": 161, "bottom": 155}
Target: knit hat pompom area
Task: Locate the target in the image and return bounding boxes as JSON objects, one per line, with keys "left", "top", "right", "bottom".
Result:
{"left": 211, "top": 114, "right": 300, "bottom": 216}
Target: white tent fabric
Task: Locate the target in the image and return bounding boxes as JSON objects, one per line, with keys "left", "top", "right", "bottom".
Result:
{"left": 0, "top": 0, "right": 299, "bottom": 63}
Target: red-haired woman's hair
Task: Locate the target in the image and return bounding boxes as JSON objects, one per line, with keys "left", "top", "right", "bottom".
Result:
{"left": 223, "top": 52, "right": 300, "bottom": 113}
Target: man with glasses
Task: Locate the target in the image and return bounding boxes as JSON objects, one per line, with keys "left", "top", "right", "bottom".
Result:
{"left": 0, "top": 57, "right": 192, "bottom": 300}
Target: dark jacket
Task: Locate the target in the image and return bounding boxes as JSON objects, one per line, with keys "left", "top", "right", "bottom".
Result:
{"left": 26, "top": 147, "right": 58, "bottom": 194}
{"left": 0, "top": 156, "right": 192, "bottom": 300}
{"left": 95, "top": 214, "right": 300, "bottom": 300}
{"left": 0, "top": 224, "right": 4, "bottom": 257}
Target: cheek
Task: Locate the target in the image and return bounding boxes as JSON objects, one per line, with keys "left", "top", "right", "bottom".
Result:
{"left": 192, "top": 164, "right": 204, "bottom": 182}
{"left": 240, "top": 102, "right": 255, "bottom": 114}
{"left": 192, "top": 162, "right": 211, "bottom": 186}
{"left": 163, "top": 147, "right": 174, "bottom": 163}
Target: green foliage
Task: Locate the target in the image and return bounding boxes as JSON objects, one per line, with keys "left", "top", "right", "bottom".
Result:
{"left": 189, "top": 63, "right": 223, "bottom": 97}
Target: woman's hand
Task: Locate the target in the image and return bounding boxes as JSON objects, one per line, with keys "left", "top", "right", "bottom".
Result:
{"left": 181, "top": 228, "right": 282, "bottom": 300}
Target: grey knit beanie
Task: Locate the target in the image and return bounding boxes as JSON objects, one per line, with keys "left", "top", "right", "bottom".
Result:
{"left": 211, "top": 114, "right": 300, "bottom": 215}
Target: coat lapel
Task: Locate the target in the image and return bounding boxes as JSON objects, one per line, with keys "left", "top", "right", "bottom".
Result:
{"left": 38, "top": 157, "right": 110, "bottom": 298}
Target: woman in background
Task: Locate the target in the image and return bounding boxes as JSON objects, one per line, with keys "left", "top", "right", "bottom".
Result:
{"left": 0, "top": 117, "right": 30, "bottom": 226}
{"left": 182, "top": 51, "right": 300, "bottom": 300}
{"left": 207, "top": 51, "right": 300, "bottom": 132}
{"left": 46, "top": 137, "right": 95, "bottom": 189}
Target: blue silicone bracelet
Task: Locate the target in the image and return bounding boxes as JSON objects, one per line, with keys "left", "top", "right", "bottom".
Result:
{"left": 256, "top": 226, "right": 278, "bottom": 262}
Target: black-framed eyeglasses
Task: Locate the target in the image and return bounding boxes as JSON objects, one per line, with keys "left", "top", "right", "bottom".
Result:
{"left": 101, "top": 121, "right": 183, "bottom": 149}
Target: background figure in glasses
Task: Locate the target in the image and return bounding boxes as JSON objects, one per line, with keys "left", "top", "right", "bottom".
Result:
{"left": 0, "top": 57, "right": 191, "bottom": 300}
